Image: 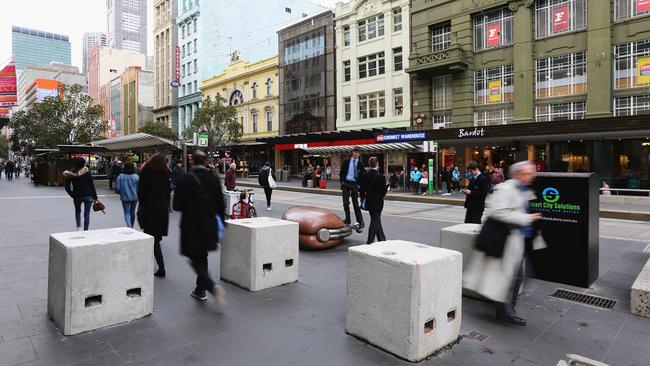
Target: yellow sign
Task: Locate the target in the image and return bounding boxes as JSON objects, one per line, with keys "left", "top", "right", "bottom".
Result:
{"left": 638, "top": 56, "right": 650, "bottom": 85}
{"left": 488, "top": 80, "right": 502, "bottom": 103}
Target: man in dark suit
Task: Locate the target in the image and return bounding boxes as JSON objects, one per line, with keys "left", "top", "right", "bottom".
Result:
{"left": 462, "top": 161, "right": 489, "bottom": 224}
{"left": 340, "top": 147, "right": 365, "bottom": 231}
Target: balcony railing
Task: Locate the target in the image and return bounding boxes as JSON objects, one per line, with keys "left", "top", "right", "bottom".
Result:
{"left": 406, "top": 44, "right": 469, "bottom": 75}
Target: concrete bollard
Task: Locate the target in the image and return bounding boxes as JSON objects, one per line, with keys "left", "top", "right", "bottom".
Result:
{"left": 631, "top": 258, "right": 650, "bottom": 318}
{"left": 47, "top": 228, "right": 154, "bottom": 336}
{"left": 439, "top": 224, "right": 481, "bottom": 270}
{"left": 220, "top": 217, "right": 299, "bottom": 291}
{"left": 346, "top": 240, "right": 462, "bottom": 362}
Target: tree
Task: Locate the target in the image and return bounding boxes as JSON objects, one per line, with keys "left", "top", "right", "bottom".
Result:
{"left": 139, "top": 120, "right": 177, "bottom": 140}
{"left": 186, "top": 96, "right": 242, "bottom": 151}
{"left": 10, "top": 84, "right": 104, "bottom": 155}
{"left": 0, "top": 135, "right": 8, "bottom": 159}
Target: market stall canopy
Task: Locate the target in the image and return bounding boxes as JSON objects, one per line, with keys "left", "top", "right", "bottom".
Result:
{"left": 301, "top": 142, "right": 417, "bottom": 154}
{"left": 91, "top": 133, "right": 177, "bottom": 152}
{"left": 34, "top": 145, "right": 109, "bottom": 155}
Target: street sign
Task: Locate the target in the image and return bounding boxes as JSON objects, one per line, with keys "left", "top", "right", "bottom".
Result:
{"left": 170, "top": 80, "right": 180, "bottom": 88}
{"left": 198, "top": 132, "right": 209, "bottom": 147}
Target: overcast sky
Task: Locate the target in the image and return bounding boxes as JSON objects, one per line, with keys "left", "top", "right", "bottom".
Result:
{"left": 0, "top": 0, "right": 342, "bottom": 70}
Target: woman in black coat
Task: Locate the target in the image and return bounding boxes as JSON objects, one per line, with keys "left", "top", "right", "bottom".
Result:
{"left": 138, "top": 153, "right": 171, "bottom": 277}
{"left": 360, "top": 157, "right": 388, "bottom": 244}
{"left": 63, "top": 158, "right": 98, "bottom": 231}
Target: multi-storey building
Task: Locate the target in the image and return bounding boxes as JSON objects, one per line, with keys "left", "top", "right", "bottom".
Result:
{"left": 106, "top": 0, "right": 147, "bottom": 54}
{"left": 109, "top": 77, "right": 122, "bottom": 137}
{"left": 16, "top": 64, "right": 86, "bottom": 111}
{"left": 22, "top": 79, "right": 63, "bottom": 110}
{"left": 334, "top": 0, "right": 411, "bottom": 131}
{"left": 408, "top": 0, "right": 650, "bottom": 189}
{"left": 82, "top": 32, "right": 107, "bottom": 75}
{"left": 153, "top": 0, "right": 178, "bottom": 133}
{"left": 87, "top": 45, "right": 146, "bottom": 106}
{"left": 120, "top": 67, "right": 154, "bottom": 135}
{"left": 176, "top": 0, "right": 201, "bottom": 137}
{"left": 11, "top": 26, "right": 71, "bottom": 70}
{"left": 202, "top": 56, "right": 280, "bottom": 172}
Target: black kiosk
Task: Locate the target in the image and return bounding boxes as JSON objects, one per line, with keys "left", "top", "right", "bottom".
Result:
{"left": 529, "top": 173, "right": 599, "bottom": 288}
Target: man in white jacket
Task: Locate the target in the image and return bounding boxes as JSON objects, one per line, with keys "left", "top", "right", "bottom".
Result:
{"left": 463, "top": 161, "right": 542, "bottom": 326}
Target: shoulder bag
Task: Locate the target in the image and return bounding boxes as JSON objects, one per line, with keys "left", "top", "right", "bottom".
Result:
{"left": 474, "top": 217, "right": 513, "bottom": 258}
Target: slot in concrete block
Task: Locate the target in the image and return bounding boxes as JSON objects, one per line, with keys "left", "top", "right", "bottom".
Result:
{"left": 47, "top": 228, "right": 154, "bottom": 335}
{"left": 632, "top": 259, "right": 650, "bottom": 318}
{"left": 220, "top": 217, "right": 299, "bottom": 291}
{"left": 346, "top": 240, "right": 462, "bottom": 362}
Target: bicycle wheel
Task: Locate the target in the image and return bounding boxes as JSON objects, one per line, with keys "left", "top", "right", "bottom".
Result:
{"left": 248, "top": 206, "right": 257, "bottom": 218}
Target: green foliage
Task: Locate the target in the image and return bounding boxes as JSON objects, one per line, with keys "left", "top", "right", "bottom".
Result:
{"left": 0, "top": 135, "right": 8, "bottom": 159}
{"left": 9, "top": 84, "right": 105, "bottom": 155}
{"left": 138, "top": 120, "right": 177, "bottom": 140}
{"left": 185, "top": 96, "right": 242, "bottom": 151}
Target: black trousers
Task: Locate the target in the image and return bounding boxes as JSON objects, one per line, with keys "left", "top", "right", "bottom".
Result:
{"left": 367, "top": 210, "right": 386, "bottom": 244}
{"left": 496, "top": 260, "right": 525, "bottom": 317}
{"left": 189, "top": 253, "right": 215, "bottom": 293}
{"left": 108, "top": 176, "right": 114, "bottom": 190}
{"left": 264, "top": 187, "right": 273, "bottom": 207}
{"left": 153, "top": 238, "right": 165, "bottom": 271}
{"left": 341, "top": 182, "right": 363, "bottom": 225}
{"left": 464, "top": 207, "right": 484, "bottom": 224}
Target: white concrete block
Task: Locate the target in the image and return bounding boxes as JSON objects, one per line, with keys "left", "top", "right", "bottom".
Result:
{"left": 47, "top": 228, "right": 154, "bottom": 335}
{"left": 220, "top": 217, "right": 299, "bottom": 291}
{"left": 440, "top": 224, "right": 481, "bottom": 270}
{"left": 631, "top": 259, "right": 650, "bottom": 318}
{"left": 346, "top": 240, "right": 462, "bottom": 362}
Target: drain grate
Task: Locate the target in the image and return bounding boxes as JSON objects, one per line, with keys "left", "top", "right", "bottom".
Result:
{"left": 550, "top": 289, "right": 617, "bottom": 310}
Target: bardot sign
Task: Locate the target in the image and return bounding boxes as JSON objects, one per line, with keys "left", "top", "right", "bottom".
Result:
{"left": 457, "top": 128, "right": 486, "bottom": 138}
{"left": 376, "top": 132, "right": 426, "bottom": 142}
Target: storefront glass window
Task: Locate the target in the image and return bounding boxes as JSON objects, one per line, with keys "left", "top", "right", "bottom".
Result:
{"left": 359, "top": 92, "right": 386, "bottom": 119}
{"left": 475, "top": 65, "right": 513, "bottom": 105}
{"left": 535, "top": 101, "right": 586, "bottom": 121}
{"left": 474, "top": 7, "right": 513, "bottom": 51}
{"left": 614, "top": 40, "right": 650, "bottom": 89}
{"left": 614, "top": 94, "right": 650, "bottom": 116}
{"left": 535, "top": 0, "right": 586, "bottom": 39}
{"left": 475, "top": 108, "right": 513, "bottom": 126}
{"left": 615, "top": 0, "right": 650, "bottom": 21}
{"left": 431, "top": 22, "right": 451, "bottom": 52}
{"left": 536, "top": 52, "right": 586, "bottom": 98}
{"left": 433, "top": 74, "right": 452, "bottom": 110}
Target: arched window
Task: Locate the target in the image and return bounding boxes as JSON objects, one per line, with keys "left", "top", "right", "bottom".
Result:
{"left": 252, "top": 82, "right": 258, "bottom": 99}
{"left": 229, "top": 90, "right": 243, "bottom": 105}
{"left": 266, "top": 78, "right": 273, "bottom": 96}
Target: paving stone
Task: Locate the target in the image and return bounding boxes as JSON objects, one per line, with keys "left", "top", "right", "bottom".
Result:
{"left": 0, "top": 304, "right": 22, "bottom": 324}
{"left": 0, "top": 337, "right": 37, "bottom": 365}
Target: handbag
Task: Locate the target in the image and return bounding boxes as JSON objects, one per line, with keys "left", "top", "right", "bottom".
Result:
{"left": 92, "top": 200, "right": 106, "bottom": 214}
{"left": 474, "top": 217, "right": 513, "bottom": 258}
{"left": 419, "top": 177, "right": 428, "bottom": 185}
{"left": 268, "top": 173, "right": 277, "bottom": 189}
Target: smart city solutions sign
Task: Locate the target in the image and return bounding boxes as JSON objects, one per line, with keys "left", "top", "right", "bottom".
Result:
{"left": 529, "top": 187, "right": 582, "bottom": 216}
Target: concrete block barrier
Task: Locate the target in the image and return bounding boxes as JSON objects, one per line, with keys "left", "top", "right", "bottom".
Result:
{"left": 440, "top": 224, "right": 481, "bottom": 270}
{"left": 346, "top": 240, "right": 462, "bottom": 362}
{"left": 220, "top": 217, "right": 299, "bottom": 291}
{"left": 632, "top": 258, "right": 650, "bottom": 318}
{"left": 47, "top": 228, "right": 154, "bottom": 336}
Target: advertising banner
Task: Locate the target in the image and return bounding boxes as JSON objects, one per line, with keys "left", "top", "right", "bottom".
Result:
{"left": 175, "top": 45, "right": 181, "bottom": 81}
{"left": 376, "top": 131, "right": 427, "bottom": 142}
{"left": 528, "top": 173, "right": 599, "bottom": 288}
{"left": 487, "top": 23, "right": 500, "bottom": 47}
{"left": 638, "top": 0, "right": 650, "bottom": 13}
{"left": 638, "top": 56, "right": 650, "bottom": 84}
{"left": 552, "top": 6, "right": 570, "bottom": 32}
{"left": 0, "top": 59, "right": 17, "bottom": 110}
{"left": 488, "top": 80, "right": 502, "bottom": 103}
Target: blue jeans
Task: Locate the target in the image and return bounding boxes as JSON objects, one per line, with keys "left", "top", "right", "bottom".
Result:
{"left": 121, "top": 201, "right": 137, "bottom": 228}
{"left": 73, "top": 197, "right": 93, "bottom": 230}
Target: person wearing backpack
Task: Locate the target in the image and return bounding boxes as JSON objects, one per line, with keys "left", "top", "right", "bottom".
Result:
{"left": 115, "top": 162, "right": 139, "bottom": 228}
{"left": 258, "top": 162, "right": 276, "bottom": 211}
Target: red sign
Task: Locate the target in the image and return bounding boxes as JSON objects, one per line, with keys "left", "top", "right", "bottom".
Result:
{"left": 487, "top": 23, "right": 500, "bottom": 47}
{"left": 639, "top": 0, "right": 650, "bottom": 12}
{"left": 552, "top": 6, "right": 569, "bottom": 33}
{"left": 175, "top": 45, "right": 181, "bottom": 81}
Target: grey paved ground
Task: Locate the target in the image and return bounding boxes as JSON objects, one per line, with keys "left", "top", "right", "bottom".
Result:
{"left": 0, "top": 177, "right": 649, "bottom": 365}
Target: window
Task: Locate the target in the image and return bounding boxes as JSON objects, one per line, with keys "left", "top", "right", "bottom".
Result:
{"left": 475, "top": 109, "right": 514, "bottom": 126}
{"left": 252, "top": 82, "right": 258, "bottom": 99}
{"left": 194, "top": 39, "right": 197, "bottom": 53}
{"left": 614, "top": 40, "right": 650, "bottom": 89}
{"left": 358, "top": 52, "right": 385, "bottom": 79}
{"left": 536, "top": 52, "right": 586, "bottom": 98}
{"left": 182, "top": 44, "right": 186, "bottom": 57}
{"left": 343, "top": 61, "right": 351, "bottom": 81}
{"left": 187, "top": 62, "right": 191, "bottom": 74}
{"left": 266, "top": 78, "right": 273, "bottom": 96}
{"left": 393, "top": 8, "right": 403, "bottom": 32}
{"left": 187, "top": 23, "right": 191, "bottom": 36}
{"left": 182, "top": 26, "right": 185, "bottom": 39}
{"left": 266, "top": 111, "right": 273, "bottom": 131}
{"left": 535, "top": 0, "right": 586, "bottom": 39}
{"left": 433, "top": 115, "right": 452, "bottom": 129}
{"left": 194, "top": 60, "right": 197, "bottom": 74}
{"left": 358, "top": 92, "right": 386, "bottom": 119}
{"left": 393, "top": 88, "right": 403, "bottom": 115}
{"left": 474, "top": 7, "right": 513, "bottom": 50}
{"left": 358, "top": 14, "right": 385, "bottom": 42}
{"left": 536, "top": 101, "right": 586, "bottom": 121}
{"left": 432, "top": 75, "right": 452, "bottom": 110}
{"left": 188, "top": 82, "right": 192, "bottom": 94}
{"left": 616, "top": 0, "right": 650, "bottom": 20}
{"left": 344, "top": 97, "right": 351, "bottom": 121}
{"left": 193, "top": 18, "right": 197, "bottom": 33}
{"left": 615, "top": 94, "right": 650, "bottom": 116}
{"left": 475, "top": 65, "right": 514, "bottom": 105}
{"left": 252, "top": 113, "right": 258, "bottom": 132}
{"left": 194, "top": 80, "right": 197, "bottom": 92}
{"left": 343, "top": 25, "right": 351, "bottom": 46}
{"left": 182, "top": 84, "right": 186, "bottom": 96}
{"left": 393, "top": 48, "right": 403, "bottom": 71}
{"left": 431, "top": 23, "right": 451, "bottom": 52}
{"left": 182, "top": 64, "right": 185, "bottom": 77}
{"left": 285, "top": 7, "right": 291, "bottom": 13}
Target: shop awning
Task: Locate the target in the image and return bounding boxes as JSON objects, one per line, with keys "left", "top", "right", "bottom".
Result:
{"left": 302, "top": 142, "right": 417, "bottom": 154}
{"left": 91, "top": 133, "right": 177, "bottom": 152}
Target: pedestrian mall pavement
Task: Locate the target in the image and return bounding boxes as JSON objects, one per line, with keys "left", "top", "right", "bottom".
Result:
{"left": 0, "top": 177, "right": 649, "bottom": 365}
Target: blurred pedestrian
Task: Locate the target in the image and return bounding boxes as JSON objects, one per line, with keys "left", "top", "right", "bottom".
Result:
{"left": 258, "top": 162, "right": 276, "bottom": 211}
{"left": 138, "top": 153, "right": 171, "bottom": 278}
{"left": 360, "top": 157, "right": 388, "bottom": 244}
{"left": 115, "top": 162, "right": 139, "bottom": 228}
{"left": 420, "top": 164, "right": 429, "bottom": 195}
{"left": 340, "top": 147, "right": 365, "bottom": 230}
{"left": 173, "top": 150, "right": 227, "bottom": 304}
{"left": 225, "top": 163, "right": 236, "bottom": 191}
{"left": 63, "top": 158, "right": 98, "bottom": 231}
{"left": 313, "top": 164, "right": 322, "bottom": 189}
{"left": 171, "top": 161, "right": 185, "bottom": 191}
{"left": 463, "top": 161, "right": 542, "bottom": 326}
{"left": 111, "top": 160, "right": 123, "bottom": 192}
{"left": 410, "top": 167, "right": 421, "bottom": 195}
{"left": 388, "top": 172, "right": 399, "bottom": 191}
{"left": 5, "top": 160, "right": 14, "bottom": 181}
{"left": 462, "top": 161, "right": 489, "bottom": 224}
{"left": 451, "top": 166, "right": 460, "bottom": 192}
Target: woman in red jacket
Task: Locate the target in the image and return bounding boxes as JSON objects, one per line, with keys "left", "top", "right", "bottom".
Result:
{"left": 225, "top": 163, "right": 236, "bottom": 191}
